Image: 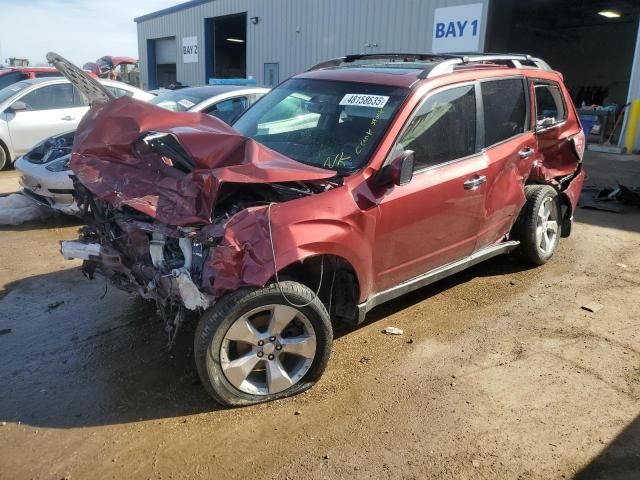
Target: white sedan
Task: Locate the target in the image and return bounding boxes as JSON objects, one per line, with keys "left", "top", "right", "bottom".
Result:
{"left": 0, "top": 77, "right": 153, "bottom": 169}
{"left": 16, "top": 85, "right": 268, "bottom": 215}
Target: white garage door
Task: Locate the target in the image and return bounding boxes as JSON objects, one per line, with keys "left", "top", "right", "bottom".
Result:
{"left": 156, "top": 37, "right": 177, "bottom": 64}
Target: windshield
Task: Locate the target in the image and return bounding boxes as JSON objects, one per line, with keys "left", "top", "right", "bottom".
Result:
{"left": 0, "top": 80, "right": 29, "bottom": 104}
{"left": 233, "top": 78, "right": 408, "bottom": 173}
{"left": 150, "top": 89, "right": 213, "bottom": 112}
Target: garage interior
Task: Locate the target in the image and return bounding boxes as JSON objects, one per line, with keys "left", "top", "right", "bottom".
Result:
{"left": 205, "top": 12, "right": 247, "bottom": 81}
{"left": 147, "top": 36, "right": 178, "bottom": 89}
{"left": 486, "top": 0, "right": 640, "bottom": 144}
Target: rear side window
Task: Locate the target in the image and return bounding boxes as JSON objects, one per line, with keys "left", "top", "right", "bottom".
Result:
{"left": 534, "top": 82, "right": 567, "bottom": 128}
{"left": 18, "top": 84, "right": 75, "bottom": 111}
{"left": 397, "top": 84, "right": 477, "bottom": 170}
{"left": 481, "top": 78, "right": 527, "bottom": 147}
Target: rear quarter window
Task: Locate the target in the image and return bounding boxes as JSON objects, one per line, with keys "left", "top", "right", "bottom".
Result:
{"left": 533, "top": 81, "right": 567, "bottom": 128}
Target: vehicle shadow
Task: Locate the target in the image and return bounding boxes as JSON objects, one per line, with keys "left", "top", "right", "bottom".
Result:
{"left": 573, "top": 414, "right": 640, "bottom": 479}
{"left": 0, "top": 252, "right": 534, "bottom": 429}
{"left": 0, "top": 266, "right": 219, "bottom": 430}
{"left": 335, "top": 252, "right": 535, "bottom": 338}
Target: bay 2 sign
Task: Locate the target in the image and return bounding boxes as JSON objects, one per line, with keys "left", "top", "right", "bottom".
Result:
{"left": 182, "top": 36, "right": 198, "bottom": 63}
{"left": 432, "top": 3, "right": 483, "bottom": 53}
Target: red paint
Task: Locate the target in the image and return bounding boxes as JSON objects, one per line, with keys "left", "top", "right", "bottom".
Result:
{"left": 70, "top": 63, "right": 584, "bottom": 303}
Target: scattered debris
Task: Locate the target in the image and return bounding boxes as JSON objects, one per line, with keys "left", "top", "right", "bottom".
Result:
{"left": 359, "top": 356, "right": 371, "bottom": 364}
{"left": 581, "top": 302, "right": 604, "bottom": 313}
{"left": 0, "top": 193, "right": 53, "bottom": 226}
{"left": 46, "top": 301, "right": 65, "bottom": 312}
{"left": 383, "top": 326, "right": 404, "bottom": 335}
{"left": 0, "top": 329, "right": 11, "bottom": 336}
{"left": 579, "top": 183, "right": 640, "bottom": 213}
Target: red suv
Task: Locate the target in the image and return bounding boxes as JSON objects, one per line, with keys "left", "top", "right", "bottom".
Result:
{"left": 54, "top": 52, "right": 585, "bottom": 406}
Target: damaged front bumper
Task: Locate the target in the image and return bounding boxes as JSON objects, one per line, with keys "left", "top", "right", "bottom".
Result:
{"left": 60, "top": 238, "right": 212, "bottom": 311}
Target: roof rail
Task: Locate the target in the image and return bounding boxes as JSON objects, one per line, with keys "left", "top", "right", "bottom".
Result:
{"left": 306, "top": 52, "right": 552, "bottom": 79}
{"left": 423, "top": 54, "right": 552, "bottom": 78}
{"left": 306, "top": 53, "right": 463, "bottom": 72}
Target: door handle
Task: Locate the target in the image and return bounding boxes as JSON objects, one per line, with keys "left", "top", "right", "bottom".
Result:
{"left": 61, "top": 116, "right": 75, "bottom": 121}
{"left": 518, "top": 147, "right": 535, "bottom": 159}
{"left": 463, "top": 175, "right": 487, "bottom": 190}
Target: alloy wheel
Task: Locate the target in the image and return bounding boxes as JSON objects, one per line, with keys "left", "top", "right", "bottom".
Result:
{"left": 219, "top": 304, "right": 316, "bottom": 396}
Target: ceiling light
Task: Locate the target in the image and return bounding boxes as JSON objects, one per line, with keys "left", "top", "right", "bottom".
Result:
{"left": 226, "top": 38, "right": 245, "bottom": 43}
{"left": 598, "top": 9, "right": 621, "bottom": 18}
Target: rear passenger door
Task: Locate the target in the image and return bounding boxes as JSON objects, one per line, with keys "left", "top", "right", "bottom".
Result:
{"left": 373, "top": 83, "right": 487, "bottom": 292}
{"left": 474, "top": 77, "right": 537, "bottom": 250}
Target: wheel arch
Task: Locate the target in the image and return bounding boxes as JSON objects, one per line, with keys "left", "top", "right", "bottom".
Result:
{"left": 274, "top": 253, "right": 362, "bottom": 325}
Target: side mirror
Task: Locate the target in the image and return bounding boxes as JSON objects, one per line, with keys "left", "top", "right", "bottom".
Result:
{"left": 6, "top": 101, "right": 28, "bottom": 114}
{"left": 376, "top": 150, "right": 415, "bottom": 187}
{"left": 536, "top": 117, "right": 554, "bottom": 130}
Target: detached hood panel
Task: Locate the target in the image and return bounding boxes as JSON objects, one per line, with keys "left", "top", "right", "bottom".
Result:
{"left": 70, "top": 97, "right": 335, "bottom": 225}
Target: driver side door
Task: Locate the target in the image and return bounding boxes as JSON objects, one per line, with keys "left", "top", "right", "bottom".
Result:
{"left": 372, "top": 83, "right": 488, "bottom": 292}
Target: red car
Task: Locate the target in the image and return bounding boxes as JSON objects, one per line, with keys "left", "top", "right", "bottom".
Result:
{"left": 53, "top": 52, "right": 585, "bottom": 406}
{"left": 0, "top": 66, "right": 62, "bottom": 90}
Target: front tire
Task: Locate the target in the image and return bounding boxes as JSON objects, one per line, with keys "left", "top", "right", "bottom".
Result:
{"left": 194, "top": 281, "right": 332, "bottom": 407}
{"left": 513, "top": 185, "right": 561, "bottom": 265}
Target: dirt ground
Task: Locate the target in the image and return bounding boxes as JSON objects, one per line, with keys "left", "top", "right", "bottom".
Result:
{"left": 0, "top": 151, "right": 639, "bottom": 480}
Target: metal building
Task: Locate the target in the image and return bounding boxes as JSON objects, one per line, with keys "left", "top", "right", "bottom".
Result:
{"left": 136, "top": 0, "right": 640, "bottom": 150}
{"left": 135, "top": 0, "right": 492, "bottom": 89}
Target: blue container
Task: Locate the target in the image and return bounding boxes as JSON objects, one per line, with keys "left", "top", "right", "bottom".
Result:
{"left": 579, "top": 114, "right": 597, "bottom": 134}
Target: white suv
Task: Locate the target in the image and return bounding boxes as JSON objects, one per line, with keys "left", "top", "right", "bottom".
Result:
{"left": 0, "top": 77, "right": 153, "bottom": 169}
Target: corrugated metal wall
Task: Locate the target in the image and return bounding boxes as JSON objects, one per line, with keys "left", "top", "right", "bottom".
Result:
{"left": 137, "top": 0, "right": 490, "bottom": 88}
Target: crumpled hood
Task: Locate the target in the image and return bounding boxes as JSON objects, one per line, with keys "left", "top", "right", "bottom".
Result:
{"left": 70, "top": 96, "right": 335, "bottom": 225}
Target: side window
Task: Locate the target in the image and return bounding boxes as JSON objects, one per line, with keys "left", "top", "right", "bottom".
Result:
{"left": 481, "top": 78, "right": 527, "bottom": 147}
{"left": 206, "top": 96, "right": 248, "bottom": 124}
{"left": 104, "top": 86, "right": 134, "bottom": 98}
{"left": 0, "top": 72, "right": 28, "bottom": 90}
{"left": 397, "top": 84, "right": 476, "bottom": 170}
{"left": 534, "top": 82, "right": 567, "bottom": 128}
{"left": 18, "top": 84, "right": 75, "bottom": 111}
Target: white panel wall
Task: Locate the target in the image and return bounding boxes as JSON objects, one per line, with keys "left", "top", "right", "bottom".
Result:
{"left": 136, "top": 0, "right": 491, "bottom": 88}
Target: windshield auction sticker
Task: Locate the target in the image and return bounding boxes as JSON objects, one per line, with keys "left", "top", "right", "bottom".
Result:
{"left": 339, "top": 94, "right": 389, "bottom": 108}
{"left": 177, "top": 99, "right": 196, "bottom": 109}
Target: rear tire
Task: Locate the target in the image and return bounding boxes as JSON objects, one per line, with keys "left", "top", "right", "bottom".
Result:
{"left": 513, "top": 185, "right": 561, "bottom": 265}
{"left": 194, "top": 281, "right": 332, "bottom": 407}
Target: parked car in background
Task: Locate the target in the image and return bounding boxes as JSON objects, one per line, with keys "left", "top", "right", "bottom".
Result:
{"left": 82, "top": 56, "right": 140, "bottom": 87}
{"left": 0, "top": 67, "right": 62, "bottom": 91}
{"left": 0, "top": 77, "right": 153, "bottom": 169}
{"left": 15, "top": 84, "right": 266, "bottom": 214}
{"left": 149, "top": 85, "right": 269, "bottom": 123}
{"left": 54, "top": 51, "right": 585, "bottom": 406}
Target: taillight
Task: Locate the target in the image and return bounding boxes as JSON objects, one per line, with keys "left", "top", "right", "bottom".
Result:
{"left": 571, "top": 130, "right": 586, "bottom": 162}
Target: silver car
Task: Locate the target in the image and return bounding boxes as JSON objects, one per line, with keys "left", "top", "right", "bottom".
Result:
{"left": 0, "top": 77, "right": 153, "bottom": 169}
{"left": 16, "top": 85, "right": 268, "bottom": 215}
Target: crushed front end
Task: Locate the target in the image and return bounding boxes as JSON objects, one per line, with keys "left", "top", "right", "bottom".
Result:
{"left": 59, "top": 95, "right": 336, "bottom": 344}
